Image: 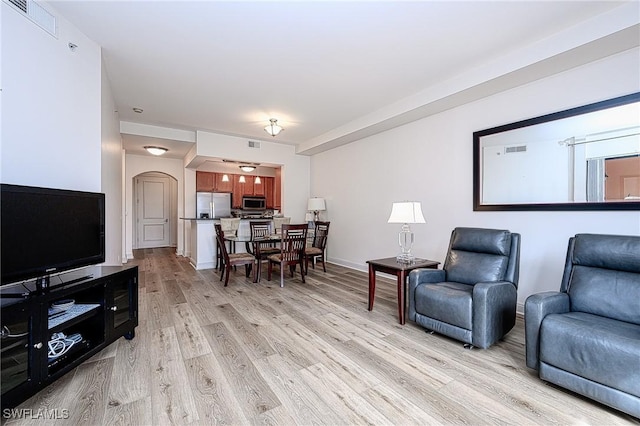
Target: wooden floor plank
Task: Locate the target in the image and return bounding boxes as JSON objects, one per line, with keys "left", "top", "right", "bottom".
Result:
{"left": 183, "top": 353, "right": 248, "bottom": 425}
{"left": 170, "top": 303, "right": 212, "bottom": 360}
{"left": 149, "top": 326, "right": 199, "bottom": 425}
{"left": 61, "top": 358, "right": 114, "bottom": 425}
{"left": 298, "top": 362, "right": 390, "bottom": 425}
{"left": 271, "top": 313, "right": 382, "bottom": 394}
{"left": 252, "top": 355, "right": 345, "bottom": 425}
{"left": 103, "top": 396, "right": 152, "bottom": 426}
{"left": 211, "top": 303, "right": 277, "bottom": 361}
{"left": 107, "top": 322, "right": 151, "bottom": 406}
{"left": 201, "top": 321, "right": 282, "bottom": 418}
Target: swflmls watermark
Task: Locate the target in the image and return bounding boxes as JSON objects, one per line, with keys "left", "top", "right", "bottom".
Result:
{"left": 2, "top": 408, "right": 69, "bottom": 420}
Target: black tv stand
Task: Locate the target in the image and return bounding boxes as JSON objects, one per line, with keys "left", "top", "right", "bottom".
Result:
{"left": 0, "top": 265, "right": 138, "bottom": 410}
{"left": 35, "top": 275, "right": 50, "bottom": 291}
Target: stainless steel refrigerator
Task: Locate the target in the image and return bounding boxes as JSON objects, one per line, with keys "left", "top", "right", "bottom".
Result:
{"left": 196, "top": 192, "right": 232, "bottom": 218}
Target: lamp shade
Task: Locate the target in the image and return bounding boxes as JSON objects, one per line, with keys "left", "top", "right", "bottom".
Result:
{"left": 307, "top": 197, "right": 326, "bottom": 211}
{"left": 387, "top": 202, "right": 426, "bottom": 224}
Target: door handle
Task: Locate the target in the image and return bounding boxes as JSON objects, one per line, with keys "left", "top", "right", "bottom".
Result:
{"left": 165, "top": 219, "right": 169, "bottom": 223}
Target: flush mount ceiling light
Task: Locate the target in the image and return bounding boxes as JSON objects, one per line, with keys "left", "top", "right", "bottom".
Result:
{"left": 133, "top": 107, "right": 143, "bottom": 113}
{"left": 239, "top": 165, "right": 256, "bottom": 172}
{"left": 144, "top": 146, "right": 168, "bottom": 156}
{"left": 264, "top": 118, "right": 283, "bottom": 137}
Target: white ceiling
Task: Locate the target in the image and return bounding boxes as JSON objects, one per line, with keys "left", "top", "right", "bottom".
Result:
{"left": 47, "top": 1, "right": 636, "bottom": 158}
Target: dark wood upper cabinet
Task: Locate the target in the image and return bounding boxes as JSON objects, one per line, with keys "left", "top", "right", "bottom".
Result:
{"left": 195, "top": 171, "right": 214, "bottom": 192}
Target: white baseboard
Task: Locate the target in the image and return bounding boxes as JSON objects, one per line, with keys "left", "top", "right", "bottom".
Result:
{"left": 326, "top": 257, "right": 367, "bottom": 273}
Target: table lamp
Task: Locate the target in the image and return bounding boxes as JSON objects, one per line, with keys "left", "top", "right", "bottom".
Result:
{"left": 307, "top": 197, "right": 326, "bottom": 222}
{"left": 387, "top": 201, "right": 426, "bottom": 263}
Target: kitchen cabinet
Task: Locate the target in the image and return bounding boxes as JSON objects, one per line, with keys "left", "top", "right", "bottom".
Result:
{"left": 0, "top": 266, "right": 138, "bottom": 410}
{"left": 197, "top": 171, "right": 277, "bottom": 209}
{"left": 253, "top": 177, "right": 266, "bottom": 196}
{"left": 197, "top": 172, "right": 234, "bottom": 193}
{"left": 232, "top": 175, "right": 254, "bottom": 208}
{"left": 196, "top": 171, "right": 215, "bottom": 192}
{"left": 264, "top": 177, "right": 275, "bottom": 208}
{"left": 274, "top": 168, "right": 282, "bottom": 209}
{"left": 215, "top": 173, "right": 233, "bottom": 192}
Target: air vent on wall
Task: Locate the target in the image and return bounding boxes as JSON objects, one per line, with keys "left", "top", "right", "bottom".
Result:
{"left": 248, "top": 141, "right": 261, "bottom": 149}
{"left": 4, "top": 0, "right": 57, "bottom": 37}
{"left": 505, "top": 145, "right": 527, "bottom": 154}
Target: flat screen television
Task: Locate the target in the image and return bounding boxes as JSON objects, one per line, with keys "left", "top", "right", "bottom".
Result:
{"left": 1, "top": 184, "right": 105, "bottom": 287}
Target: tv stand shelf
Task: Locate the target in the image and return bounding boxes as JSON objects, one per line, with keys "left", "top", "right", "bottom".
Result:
{"left": 48, "top": 303, "right": 101, "bottom": 330}
{"left": 0, "top": 265, "right": 138, "bottom": 410}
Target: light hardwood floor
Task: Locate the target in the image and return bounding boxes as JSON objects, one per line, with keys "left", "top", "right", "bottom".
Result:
{"left": 7, "top": 248, "right": 639, "bottom": 425}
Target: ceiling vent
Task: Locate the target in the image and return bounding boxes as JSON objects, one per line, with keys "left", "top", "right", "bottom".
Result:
{"left": 248, "top": 141, "right": 261, "bottom": 149}
{"left": 4, "top": 0, "right": 57, "bottom": 37}
{"left": 505, "top": 145, "right": 527, "bottom": 154}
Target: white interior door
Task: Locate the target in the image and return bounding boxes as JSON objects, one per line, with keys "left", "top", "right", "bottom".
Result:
{"left": 136, "top": 176, "right": 170, "bottom": 248}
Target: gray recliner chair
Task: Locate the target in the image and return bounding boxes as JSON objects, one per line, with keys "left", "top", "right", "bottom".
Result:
{"left": 408, "top": 227, "right": 521, "bottom": 349}
{"left": 525, "top": 234, "right": 640, "bottom": 418}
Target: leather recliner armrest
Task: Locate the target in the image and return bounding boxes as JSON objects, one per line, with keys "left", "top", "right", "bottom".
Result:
{"left": 472, "top": 281, "right": 517, "bottom": 349}
{"left": 524, "top": 292, "right": 570, "bottom": 370}
{"left": 408, "top": 269, "right": 446, "bottom": 321}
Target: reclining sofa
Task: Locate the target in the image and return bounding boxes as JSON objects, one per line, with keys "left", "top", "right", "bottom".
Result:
{"left": 525, "top": 233, "right": 640, "bottom": 418}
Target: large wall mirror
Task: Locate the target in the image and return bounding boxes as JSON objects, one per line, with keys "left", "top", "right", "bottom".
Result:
{"left": 473, "top": 92, "right": 640, "bottom": 211}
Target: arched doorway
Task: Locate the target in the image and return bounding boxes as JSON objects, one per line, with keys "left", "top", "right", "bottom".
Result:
{"left": 133, "top": 172, "right": 178, "bottom": 249}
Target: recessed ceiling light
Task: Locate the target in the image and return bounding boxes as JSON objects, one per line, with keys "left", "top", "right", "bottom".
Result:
{"left": 133, "top": 107, "right": 143, "bottom": 113}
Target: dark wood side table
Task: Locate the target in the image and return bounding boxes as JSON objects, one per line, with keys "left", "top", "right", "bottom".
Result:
{"left": 367, "top": 257, "right": 440, "bottom": 325}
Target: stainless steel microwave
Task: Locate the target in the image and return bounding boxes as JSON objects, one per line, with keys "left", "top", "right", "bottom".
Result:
{"left": 242, "top": 196, "right": 266, "bottom": 211}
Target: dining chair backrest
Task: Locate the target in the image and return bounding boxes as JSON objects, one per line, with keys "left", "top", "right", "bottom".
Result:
{"left": 312, "top": 221, "right": 330, "bottom": 250}
{"left": 214, "top": 224, "right": 229, "bottom": 262}
{"left": 280, "top": 224, "right": 308, "bottom": 262}
{"left": 250, "top": 221, "right": 272, "bottom": 239}
{"left": 273, "top": 217, "right": 291, "bottom": 234}
{"left": 220, "top": 218, "right": 240, "bottom": 236}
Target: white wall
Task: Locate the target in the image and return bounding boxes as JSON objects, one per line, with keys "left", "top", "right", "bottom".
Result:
{"left": 1, "top": 2, "right": 101, "bottom": 191}
{"left": 2, "top": 2, "right": 124, "bottom": 267}
{"left": 311, "top": 48, "right": 640, "bottom": 312}
{"left": 100, "top": 60, "right": 124, "bottom": 265}
{"left": 124, "top": 154, "right": 185, "bottom": 259}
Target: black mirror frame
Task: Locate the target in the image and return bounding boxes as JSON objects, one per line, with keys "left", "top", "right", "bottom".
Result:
{"left": 473, "top": 92, "right": 640, "bottom": 211}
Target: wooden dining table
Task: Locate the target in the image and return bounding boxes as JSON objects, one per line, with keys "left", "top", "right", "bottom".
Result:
{"left": 224, "top": 234, "right": 311, "bottom": 283}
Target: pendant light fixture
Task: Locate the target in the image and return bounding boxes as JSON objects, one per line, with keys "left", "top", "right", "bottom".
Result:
{"left": 264, "top": 118, "right": 283, "bottom": 137}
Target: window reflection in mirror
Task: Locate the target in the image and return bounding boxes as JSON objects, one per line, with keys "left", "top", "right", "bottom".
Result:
{"left": 473, "top": 93, "right": 640, "bottom": 211}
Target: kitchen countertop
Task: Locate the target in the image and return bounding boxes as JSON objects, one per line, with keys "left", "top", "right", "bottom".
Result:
{"left": 180, "top": 217, "right": 274, "bottom": 221}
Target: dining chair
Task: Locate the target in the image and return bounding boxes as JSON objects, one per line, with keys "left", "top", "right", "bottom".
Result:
{"left": 214, "top": 224, "right": 255, "bottom": 286}
{"left": 304, "top": 221, "right": 330, "bottom": 273}
{"left": 272, "top": 217, "right": 291, "bottom": 234}
{"left": 267, "top": 224, "right": 308, "bottom": 287}
{"left": 218, "top": 218, "right": 240, "bottom": 270}
{"left": 250, "top": 221, "right": 280, "bottom": 281}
